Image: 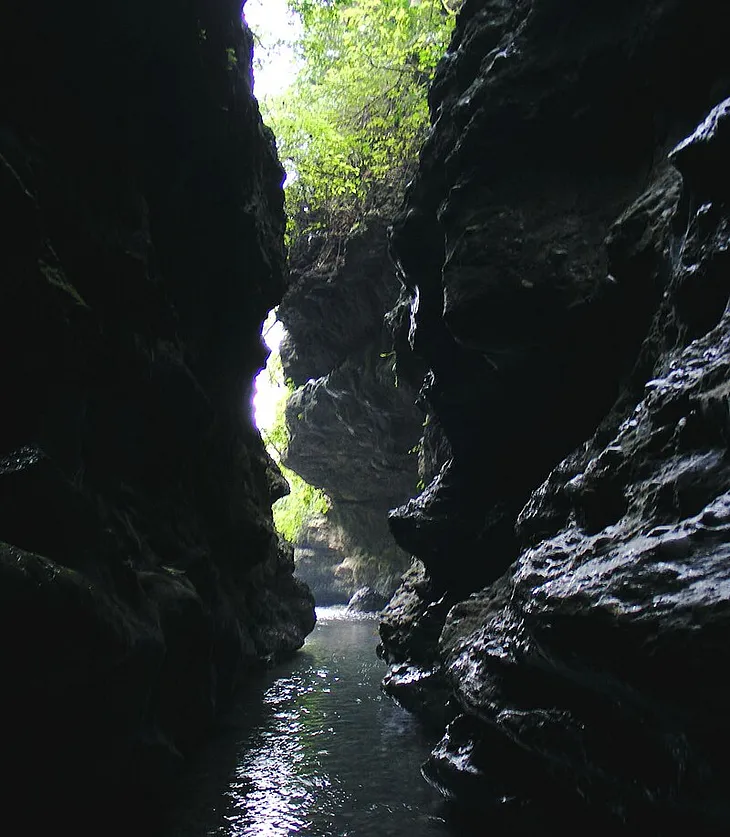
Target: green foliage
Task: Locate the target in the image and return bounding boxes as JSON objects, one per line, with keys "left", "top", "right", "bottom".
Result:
{"left": 261, "top": 0, "right": 454, "bottom": 241}
{"left": 260, "top": 349, "right": 291, "bottom": 461}
{"left": 259, "top": 338, "right": 330, "bottom": 543}
{"left": 272, "top": 464, "right": 330, "bottom": 543}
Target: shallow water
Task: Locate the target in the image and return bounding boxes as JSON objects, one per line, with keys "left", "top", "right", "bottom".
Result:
{"left": 162, "top": 607, "right": 455, "bottom": 837}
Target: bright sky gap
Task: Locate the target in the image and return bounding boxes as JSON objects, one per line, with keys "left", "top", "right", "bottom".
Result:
{"left": 244, "top": 0, "right": 302, "bottom": 99}
{"left": 245, "top": 1, "right": 299, "bottom": 433}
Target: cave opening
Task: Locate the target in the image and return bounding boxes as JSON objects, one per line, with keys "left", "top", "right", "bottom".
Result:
{"left": 253, "top": 308, "right": 339, "bottom": 608}
{"left": 245, "top": 0, "right": 453, "bottom": 613}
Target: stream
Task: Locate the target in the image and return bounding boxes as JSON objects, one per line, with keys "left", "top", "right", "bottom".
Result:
{"left": 161, "top": 607, "right": 458, "bottom": 837}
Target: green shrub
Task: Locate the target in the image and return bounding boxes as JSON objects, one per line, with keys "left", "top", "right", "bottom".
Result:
{"left": 260, "top": 0, "right": 455, "bottom": 241}
{"left": 259, "top": 335, "right": 330, "bottom": 543}
{"left": 272, "top": 465, "right": 330, "bottom": 543}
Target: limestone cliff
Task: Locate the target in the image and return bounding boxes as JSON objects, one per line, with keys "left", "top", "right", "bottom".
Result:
{"left": 0, "top": 0, "right": 313, "bottom": 828}
{"left": 381, "top": 0, "right": 730, "bottom": 829}
{"left": 278, "top": 220, "right": 423, "bottom": 601}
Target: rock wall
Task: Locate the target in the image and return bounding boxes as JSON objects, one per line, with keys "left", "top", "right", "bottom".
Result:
{"left": 290, "top": 514, "right": 353, "bottom": 605}
{"left": 278, "top": 220, "right": 423, "bottom": 600}
{"left": 381, "top": 0, "right": 730, "bottom": 828}
{"left": 0, "top": 0, "right": 314, "bottom": 828}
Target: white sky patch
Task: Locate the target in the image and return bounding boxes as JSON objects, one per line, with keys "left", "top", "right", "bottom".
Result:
{"left": 244, "top": 1, "right": 300, "bottom": 434}
{"left": 244, "top": 0, "right": 302, "bottom": 99}
{"left": 254, "top": 314, "right": 287, "bottom": 433}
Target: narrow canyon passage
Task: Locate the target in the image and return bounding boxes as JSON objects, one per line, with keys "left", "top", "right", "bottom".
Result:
{"left": 159, "top": 609, "right": 455, "bottom": 837}
{"left": 3, "top": 0, "right": 730, "bottom": 833}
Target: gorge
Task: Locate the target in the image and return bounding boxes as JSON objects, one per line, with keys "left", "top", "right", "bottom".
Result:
{"left": 1, "top": 0, "right": 730, "bottom": 834}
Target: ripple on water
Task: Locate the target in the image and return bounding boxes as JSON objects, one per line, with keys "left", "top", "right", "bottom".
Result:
{"left": 162, "top": 607, "right": 456, "bottom": 837}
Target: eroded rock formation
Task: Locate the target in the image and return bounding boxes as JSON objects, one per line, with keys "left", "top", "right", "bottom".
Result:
{"left": 381, "top": 0, "right": 730, "bottom": 829}
{"left": 0, "top": 0, "right": 313, "bottom": 828}
{"left": 278, "top": 220, "right": 423, "bottom": 601}
{"left": 290, "top": 513, "right": 353, "bottom": 605}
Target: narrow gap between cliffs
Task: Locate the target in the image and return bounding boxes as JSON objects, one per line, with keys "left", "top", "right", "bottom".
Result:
{"left": 246, "top": 0, "right": 458, "bottom": 610}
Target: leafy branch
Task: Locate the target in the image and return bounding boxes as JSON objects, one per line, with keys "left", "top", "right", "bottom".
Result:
{"left": 257, "top": 0, "right": 454, "bottom": 243}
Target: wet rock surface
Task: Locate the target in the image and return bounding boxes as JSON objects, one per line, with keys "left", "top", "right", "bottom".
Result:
{"left": 0, "top": 0, "right": 314, "bottom": 829}
{"left": 381, "top": 0, "right": 730, "bottom": 828}
{"left": 279, "top": 220, "right": 423, "bottom": 597}
{"left": 291, "top": 513, "right": 353, "bottom": 605}
{"left": 347, "top": 586, "right": 389, "bottom": 613}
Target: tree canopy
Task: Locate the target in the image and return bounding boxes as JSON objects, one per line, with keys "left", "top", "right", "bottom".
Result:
{"left": 259, "top": 0, "right": 455, "bottom": 241}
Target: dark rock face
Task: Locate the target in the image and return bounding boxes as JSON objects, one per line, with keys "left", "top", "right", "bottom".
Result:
{"left": 0, "top": 0, "right": 314, "bottom": 826}
{"left": 382, "top": 0, "right": 730, "bottom": 827}
{"left": 347, "top": 586, "right": 389, "bottom": 613}
{"left": 278, "top": 221, "right": 423, "bottom": 598}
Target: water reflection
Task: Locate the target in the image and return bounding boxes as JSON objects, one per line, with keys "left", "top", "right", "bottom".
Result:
{"left": 224, "top": 657, "right": 344, "bottom": 835}
{"left": 164, "top": 607, "right": 454, "bottom": 837}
